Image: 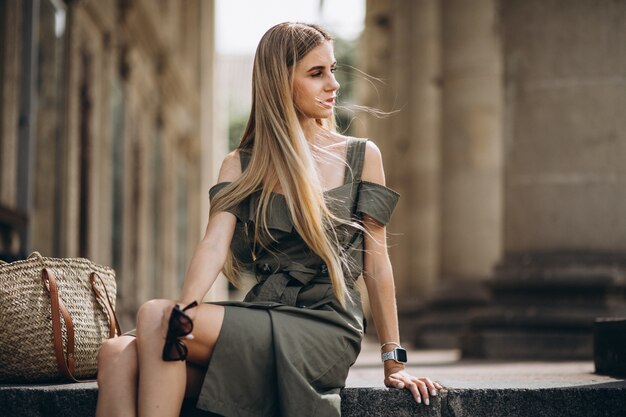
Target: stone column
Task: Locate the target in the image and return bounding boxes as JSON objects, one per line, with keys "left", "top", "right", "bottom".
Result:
{"left": 414, "top": 0, "right": 502, "bottom": 348}
{"left": 464, "top": 0, "right": 626, "bottom": 359}
{"left": 159, "top": 114, "right": 179, "bottom": 301}
{"left": 31, "top": 2, "right": 61, "bottom": 257}
{"left": 199, "top": 0, "right": 229, "bottom": 302}
{"left": 362, "top": 0, "right": 441, "bottom": 291}
{"left": 361, "top": 0, "right": 442, "bottom": 341}
{"left": 0, "top": 0, "right": 22, "bottom": 208}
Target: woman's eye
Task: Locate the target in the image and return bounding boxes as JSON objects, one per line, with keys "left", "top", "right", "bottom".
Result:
{"left": 310, "top": 67, "right": 336, "bottom": 77}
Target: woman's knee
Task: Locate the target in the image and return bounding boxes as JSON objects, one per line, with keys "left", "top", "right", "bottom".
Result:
{"left": 135, "top": 299, "right": 172, "bottom": 332}
{"left": 97, "top": 336, "right": 138, "bottom": 379}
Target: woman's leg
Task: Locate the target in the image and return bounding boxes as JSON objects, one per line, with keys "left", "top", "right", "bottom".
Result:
{"left": 135, "top": 299, "right": 225, "bottom": 417}
{"left": 96, "top": 336, "right": 139, "bottom": 417}
{"left": 95, "top": 334, "right": 213, "bottom": 417}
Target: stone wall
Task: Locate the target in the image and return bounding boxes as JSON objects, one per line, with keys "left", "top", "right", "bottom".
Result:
{"left": 0, "top": 0, "right": 222, "bottom": 330}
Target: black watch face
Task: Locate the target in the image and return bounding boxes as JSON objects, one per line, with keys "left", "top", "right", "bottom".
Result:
{"left": 396, "top": 348, "right": 407, "bottom": 362}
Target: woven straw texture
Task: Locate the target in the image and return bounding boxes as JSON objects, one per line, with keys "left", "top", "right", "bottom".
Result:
{"left": 0, "top": 252, "right": 117, "bottom": 382}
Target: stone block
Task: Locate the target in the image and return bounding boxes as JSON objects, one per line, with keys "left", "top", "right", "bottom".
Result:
{"left": 444, "top": 388, "right": 626, "bottom": 417}
{"left": 594, "top": 318, "right": 626, "bottom": 377}
{"left": 341, "top": 388, "right": 442, "bottom": 417}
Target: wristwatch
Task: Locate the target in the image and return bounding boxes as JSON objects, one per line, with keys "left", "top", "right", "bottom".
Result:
{"left": 381, "top": 347, "right": 408, "bottom": 364}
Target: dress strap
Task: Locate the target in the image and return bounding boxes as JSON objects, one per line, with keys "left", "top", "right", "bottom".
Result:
{"left": 239, "top": 148, "right": 252, "bottom": 172}
{"left": 344, "top": 138, "right": 368, "bottom": 184}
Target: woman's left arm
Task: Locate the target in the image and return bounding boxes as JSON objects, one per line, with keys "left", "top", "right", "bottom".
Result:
{"left": 361, "top": 141, "right": 443, "bottom": 405}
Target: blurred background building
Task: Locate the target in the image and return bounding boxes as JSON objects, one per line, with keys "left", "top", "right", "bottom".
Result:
{"left": 0, "top": 0, "right": 222, "bottom": 329}
{"left": 1, "top": 0, "right": 624, "bottom": 358}
{"left": 361, "top": 0, "right": 626, "bottom": 359}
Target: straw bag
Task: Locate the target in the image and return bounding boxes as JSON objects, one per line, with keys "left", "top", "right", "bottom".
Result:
{"left": 0, "top": 252, "right": 122, "bottom": 383}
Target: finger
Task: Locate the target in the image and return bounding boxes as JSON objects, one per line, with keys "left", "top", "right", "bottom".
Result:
{"left": 414, "top": 379, "right": 430, "bottom": 405}
{"left": 392, "top": 379, "right": 405, "bottom": 389}
{"left": 421, "top": 377, "right": 438, "bottom": 396}
{"left": 435, "top": 382, "right": 444, "bottom": 390}
{"left": 404, "top": 381, "right": 421, "bottom": 404}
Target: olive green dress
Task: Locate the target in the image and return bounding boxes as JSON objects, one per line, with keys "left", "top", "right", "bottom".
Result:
{"left": 125, "top": 138, "right": 400, "bottom": 417}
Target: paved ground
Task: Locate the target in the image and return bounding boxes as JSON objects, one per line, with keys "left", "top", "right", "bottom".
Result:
{"left": 346, "top": 340, "right": 626, "bottom": 389}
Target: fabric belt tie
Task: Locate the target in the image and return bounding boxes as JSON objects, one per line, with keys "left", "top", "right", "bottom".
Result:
{"left": 253, "top": 261, "right": 330, "bottom": 306}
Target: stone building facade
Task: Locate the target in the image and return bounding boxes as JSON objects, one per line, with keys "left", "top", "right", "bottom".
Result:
{"left": 361, "top": 0, "right": 626, "bottom": 358}
{"left": 0, "top": 0, "right": 222, "bottom": 330}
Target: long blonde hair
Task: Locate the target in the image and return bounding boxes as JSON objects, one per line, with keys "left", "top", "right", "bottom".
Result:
{"left": 210, "top": 22, "right": 360, "bottom": 306}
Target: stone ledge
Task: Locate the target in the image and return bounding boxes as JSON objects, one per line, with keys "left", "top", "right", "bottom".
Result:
{"left": 1, "top": 383, "right": 626, "bottom": 417}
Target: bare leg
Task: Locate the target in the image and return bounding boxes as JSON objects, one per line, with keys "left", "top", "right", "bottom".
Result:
{"left": 96, "top": 336, "right": 138, "bottom": 417}
{"left": 135, "top": 299, "right": 225, "bottom": 417}
{"left": 95, "top": 334, "right": 212, "bottom": 417}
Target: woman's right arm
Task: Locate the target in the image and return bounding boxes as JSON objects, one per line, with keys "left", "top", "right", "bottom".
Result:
{"left": 176, "top": 151, "right": 242, "bottom": 305}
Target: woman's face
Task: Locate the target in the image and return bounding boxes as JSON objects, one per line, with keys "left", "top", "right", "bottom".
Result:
{"left": 293, "top": 41, "right": 340, "bottom": 121}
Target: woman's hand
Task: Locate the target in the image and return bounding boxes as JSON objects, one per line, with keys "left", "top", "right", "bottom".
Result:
{"left": 384, "top": 363, "right": 443, "bottom": 405}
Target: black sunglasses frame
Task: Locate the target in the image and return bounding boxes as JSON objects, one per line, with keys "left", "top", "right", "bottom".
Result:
{"left": 162, "top": 300, "right": 198, "bottom": 362}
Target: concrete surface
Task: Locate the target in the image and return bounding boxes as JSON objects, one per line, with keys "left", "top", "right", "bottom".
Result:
{"left": 1, "top": 343, "right": 625, "bottom": 416}
{"left": 347, "top": 343, "right": 625, "bottom": 389}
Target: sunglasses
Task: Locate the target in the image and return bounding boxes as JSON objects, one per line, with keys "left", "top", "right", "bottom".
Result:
{"left": 162, "top": 300, "right": 198, "bottom": 362}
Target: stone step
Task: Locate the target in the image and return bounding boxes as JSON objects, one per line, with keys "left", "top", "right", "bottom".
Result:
{"left": 1, "top": 382, "right": 626, "bottom": 417}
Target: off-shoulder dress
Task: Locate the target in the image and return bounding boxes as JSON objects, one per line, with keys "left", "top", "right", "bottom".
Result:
{"left": 127, "top": 137, "right": 400, "bottom": 417}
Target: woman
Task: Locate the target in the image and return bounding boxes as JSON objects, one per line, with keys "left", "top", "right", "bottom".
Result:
{"left": 96, "top": 22, "right": 442, "bottom": 417}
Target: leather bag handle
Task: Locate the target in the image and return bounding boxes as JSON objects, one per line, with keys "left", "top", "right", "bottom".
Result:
{"left": 41, "top": 268, "right": 82, "bottom": 382}
{"left": 90, "top": 272, "right": 122, "bottom": 337}
{"left": 41, "top": 268, "right": 121, "bottom": 382}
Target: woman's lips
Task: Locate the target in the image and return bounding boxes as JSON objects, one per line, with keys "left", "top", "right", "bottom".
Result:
{"left": 318, "top": 97, "right": 335, "bottom": 108}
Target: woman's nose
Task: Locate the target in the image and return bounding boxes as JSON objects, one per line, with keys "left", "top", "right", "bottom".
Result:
{"left": 326, "top": 75, "right": 340, "bottom": 92}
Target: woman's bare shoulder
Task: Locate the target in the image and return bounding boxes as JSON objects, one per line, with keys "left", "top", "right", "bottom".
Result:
{"left": 360, "top": 139, "right": 386, "bottom": 185}
{"left": 329, "top": 133, "right": 385, "bottom": 183}
{"left": 216, "top": 149, "right": 243, "bottom": 183}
